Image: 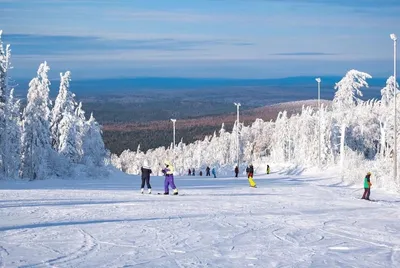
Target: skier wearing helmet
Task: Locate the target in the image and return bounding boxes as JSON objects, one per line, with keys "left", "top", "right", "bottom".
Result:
{"left": 162, "top": 160, "right": 178, "bottom": 195}
{"left": 361, "top": 172, "right": 372, "bottom": 200}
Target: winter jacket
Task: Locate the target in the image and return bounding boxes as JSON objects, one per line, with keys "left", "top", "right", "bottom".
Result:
{"left": 141, "top": 166, "right": 152, "bottom": 179}
{"left": 249, "top": 165, "right": 254, "bottom": 174}
{"left": 364, "top": 175, "right": 372, "bottom": 188}
{"left": 162, "top": 165, "right": 174, "bottom": 176}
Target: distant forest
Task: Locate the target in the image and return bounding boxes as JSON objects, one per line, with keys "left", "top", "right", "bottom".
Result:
{"left": 62, "top": 77, "right": 380, "bottom": 155}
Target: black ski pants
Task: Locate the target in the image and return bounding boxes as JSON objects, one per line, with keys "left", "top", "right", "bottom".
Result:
{"left": 141, "top": 176, "right": 151, "bottom": 189}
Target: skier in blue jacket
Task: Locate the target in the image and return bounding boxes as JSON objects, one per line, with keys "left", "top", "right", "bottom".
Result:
{"left": 212, "top": 167, "right": 216, "bottom": 178}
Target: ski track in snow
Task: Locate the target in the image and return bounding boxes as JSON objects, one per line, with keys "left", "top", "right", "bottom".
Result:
{"left": 0, "top": 171, "right": 399, "bottom": 267}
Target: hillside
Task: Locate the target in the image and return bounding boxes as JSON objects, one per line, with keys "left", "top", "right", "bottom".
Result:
{"left": 103, "top": 99, "right": 332, "bottom": 154}
{"left": 1, "top": 167, "right": 398, "bottom": 267}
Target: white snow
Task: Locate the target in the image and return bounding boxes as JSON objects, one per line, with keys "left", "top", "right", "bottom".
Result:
{"left": 0, "top": 168, "right": 399, "bottom": 268}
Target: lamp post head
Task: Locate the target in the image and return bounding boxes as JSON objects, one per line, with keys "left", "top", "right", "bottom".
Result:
{"left": 234, "top": 102, "right": 241, "bottom": 107}
{"left": 171, "top": 119, "right": 176, "bottom": 123}
{"left": 315, "top": 78, "right": 321, "bottom": 83}
{"left": 391, "top": 33, "right": 397, "bottom": 41}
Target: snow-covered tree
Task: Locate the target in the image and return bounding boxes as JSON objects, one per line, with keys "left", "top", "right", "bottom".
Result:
{"left": 3, "top": 88, "right": 21, "bottom": 178}
{"left": 58, "top": 112, "right": 81, "bottom": 163}
{"left": 332, "top": 70, "right": 371, "bottom": 174}
{"left": 0, "top": 34, "right": 21, "bottom": 178}
{"left": 81, "top": 113, "right": 107, "bottom": 167}
{"left": 50, "top": 71, "right": 76, "bottom": 150}
{"left": 20, "top": 62, "right": 53, "bottom": 180}
{"left": 378, "top": 76, "right": 399, "bottom": 157}
{"left": 0, "top": 30, "right": 7, "bottom": 105}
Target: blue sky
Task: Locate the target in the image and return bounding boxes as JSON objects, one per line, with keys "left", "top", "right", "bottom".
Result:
{"left": 1, "top": 0, "right": 400, "bottom": 79}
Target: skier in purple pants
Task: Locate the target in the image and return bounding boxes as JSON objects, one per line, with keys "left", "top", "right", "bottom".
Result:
{"left": 162, "top": 161, "right": 178, "bottom": 195}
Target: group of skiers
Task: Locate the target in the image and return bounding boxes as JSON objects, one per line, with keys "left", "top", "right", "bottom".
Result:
{"left": 140, "top": 160, "right": 178, "bottom": 195}
{"left": 140, "top": 161, "right": 374, "bottom": 200}
{"left": 188, "top": 167, "right": 217, "bottom": 178}
{"left": 233, "top": 164, "right": 271, "bottom": 187}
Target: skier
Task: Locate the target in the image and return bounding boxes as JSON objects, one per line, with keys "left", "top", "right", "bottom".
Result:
{"left": 199, "top": 171, "right": 203, "bottom": 176}
{"left": 247, "top": 164, "right": 256, "bottom": 188}
{"left": 188, "top": 169, "right": 191, "bottom": 176}
{"left": 361, "top": 172, "right": 372, "bottom": 200}
{"left": 192, "top": 168, "right": 195, "bottom": 176}
{"left": 267, "top": 165, "right": 270, "bottom": 174}
{"left": 140, "top": 160, "right": 152, "bottom": 194}
{"left": 212, "top": 167, "right": 216, "bottom": 178}
{"left": 206, "top": 166, "right": 211, "bottom": 176}
{"left": 234, "top": 166, "right": 239, "bottom": 178}
{"left": 162, "top": 161, "right": 178, "bottom": 195}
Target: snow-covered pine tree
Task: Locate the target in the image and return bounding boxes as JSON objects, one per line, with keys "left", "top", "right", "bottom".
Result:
{"left": 0, "top": 31, "right": 8, "bottom": 177}
{"left": 0, "top": 30, "right": 6, "bottom": 105}
{"left": 58, "top": 112, "right": 80, "bottom": 163}
{"left": 332, "top": 69, "right": 371, "bottom": 174}
{"left": 50, "top": 71, "right": 76, "bottom": 150}
{"left": 73, "top": 102, "right": 86, "bottom": 161}
{"left": 0, "top": 40, "right": 21, "bottom": 178}
{"left": 20, "top": 62, "right": 53, "bottom": 180}
{"left": 82, "top": 113, "right": 107, "bottom": 167}
{"left": 379, "top": 76, "right": 399, "bottom": 157}
{"left": 3, "top": 88, "right": 21, "bottom": 178}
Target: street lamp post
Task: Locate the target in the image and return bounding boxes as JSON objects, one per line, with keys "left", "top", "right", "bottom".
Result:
{"left": 316, "top": 78, "right": 321, "bottom": 168}
{"left": 171, "top": 119, "right": 176, "bottom": 150}
{"left": 391, "top": 33, "right": 398, "bottom": 182}
{"left": 234, "top": 103, "right": 241, "bottom": 169}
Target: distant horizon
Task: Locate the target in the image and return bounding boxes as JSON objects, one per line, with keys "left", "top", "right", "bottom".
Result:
{"left": 11, "top": 74, "right": 392, "bottom": 82}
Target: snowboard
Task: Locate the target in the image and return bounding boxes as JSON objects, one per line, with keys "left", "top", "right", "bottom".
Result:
{"left": 248, "top": 176, "right": 257, "bottom": 187}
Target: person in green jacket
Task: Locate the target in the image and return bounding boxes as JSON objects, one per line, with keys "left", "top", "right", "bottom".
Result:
{"left": 361, "top": 172, "right": 372, "bottom": 200}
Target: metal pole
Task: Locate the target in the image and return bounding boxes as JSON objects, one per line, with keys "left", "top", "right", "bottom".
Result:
{"left": 391, "top": 34, "right": 398, "bottom": 182}
{"left": 234, "top": 103, "right": 241, "bottom": 168}
{"left": 316, "top": 78, "right": 321, "bottom": 168}
{"left": 237, "top": 104, "right": 240, "bottom": 168}
{"left": 171, "top": 119, "right": 176, "bottom": 150}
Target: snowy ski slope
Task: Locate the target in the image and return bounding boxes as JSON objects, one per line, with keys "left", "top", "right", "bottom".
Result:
{"left": 0, "top": 169, "right": 399, "bottom": 267}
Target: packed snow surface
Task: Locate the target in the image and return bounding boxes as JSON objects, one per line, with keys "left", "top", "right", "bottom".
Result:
{"left": 0, "top": 169, "right": 399, "bottom": 267}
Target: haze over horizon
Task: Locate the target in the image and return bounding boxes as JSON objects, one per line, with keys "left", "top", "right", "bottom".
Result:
{"left": 2, "top": 0, "right": 400, "bottom": 79}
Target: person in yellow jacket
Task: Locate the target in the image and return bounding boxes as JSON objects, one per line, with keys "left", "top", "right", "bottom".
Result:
{"left": 266, "top": 165, "right": 270, "bottom": 174}
{"left": 247, "top": 164, "right": 257, "bottom": 188}
{"left": 361, "top": 172, "right": 372, "bottom": 200}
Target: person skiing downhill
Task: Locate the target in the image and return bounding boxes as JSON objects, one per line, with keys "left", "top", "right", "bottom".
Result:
{"left": 361, "top": 172, "right": 372, "bottom": 200}
{"left": 162, "top": 161, "right": 178, "bottom": 195}
{"left": 140, "top": 160, "right": 152, "bottom": 194}
{"left": 266, "top": 165, "right": 270, "bottom": 174}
